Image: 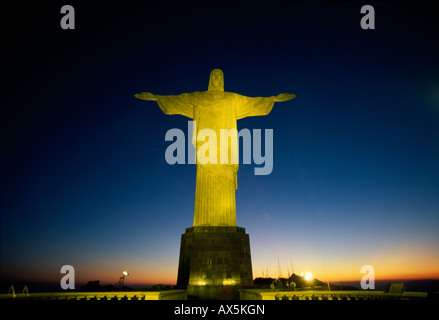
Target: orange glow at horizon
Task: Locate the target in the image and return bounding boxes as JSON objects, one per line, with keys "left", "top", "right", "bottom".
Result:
{"left": 4, "top": 238, "right": 438, "bottom": 287}
{"left": 251, "top": 240, "right": 439, "bottom": 284}
{"left": 4, "top": 260, "right": 439, "bottom": 288}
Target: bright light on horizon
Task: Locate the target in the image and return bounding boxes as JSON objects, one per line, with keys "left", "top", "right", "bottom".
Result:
{"left": 305, "top": 272, "right": 313, "bottom": 281}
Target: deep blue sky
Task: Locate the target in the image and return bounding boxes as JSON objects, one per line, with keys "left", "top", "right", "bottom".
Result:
{"left": 1, "top": 1, "right": 438, "bottom": 286}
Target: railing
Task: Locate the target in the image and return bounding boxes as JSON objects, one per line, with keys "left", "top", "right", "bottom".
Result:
{"left": 1, "top": 289, "right": 428, "bottom": 300}
{"left": 0, "top": 290, "right": 187, "bottom": 301}
{"left": 240, "top": 289, "right": 428, "bottom": 300}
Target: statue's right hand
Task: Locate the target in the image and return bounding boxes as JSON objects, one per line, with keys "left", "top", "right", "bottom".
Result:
{"left": 134, "top": 92, "right": 157, "bottom": 101}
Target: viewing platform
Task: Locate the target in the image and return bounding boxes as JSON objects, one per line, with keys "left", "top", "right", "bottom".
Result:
{"left": 0, "top": 290, "right": 187, "bottom": 301}
{"left": 1, "top": 289, "right": 429, "bottom": 301}
{"left": 240, "top": 289, "right": 428, "bottom": 300}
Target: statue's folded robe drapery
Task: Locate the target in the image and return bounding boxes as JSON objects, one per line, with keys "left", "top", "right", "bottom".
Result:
{"left": 156, "top": 91, "right": 275, "bottom": 226}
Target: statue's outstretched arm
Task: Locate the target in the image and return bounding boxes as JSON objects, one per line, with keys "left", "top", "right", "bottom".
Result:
{"left": 134, "top": 92, "right": 158, "bottom": 101}
{"left": 273, "top": 93, "right": 296, "bottom": 102}
{"left": 135, "top": 91, "right": 194, "bottom": 119}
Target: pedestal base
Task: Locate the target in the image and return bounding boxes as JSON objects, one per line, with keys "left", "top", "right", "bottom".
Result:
{"left": 177, "top": 226, "right": 253, "bottom": 299}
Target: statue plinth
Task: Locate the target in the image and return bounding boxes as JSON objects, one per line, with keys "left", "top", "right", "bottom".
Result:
{"left": 177, "top": 226, "right": 253, "bottom": 299}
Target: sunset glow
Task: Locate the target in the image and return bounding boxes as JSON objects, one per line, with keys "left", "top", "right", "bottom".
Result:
{"left": 1, "top": 1, "right": 438, "bottom": 290}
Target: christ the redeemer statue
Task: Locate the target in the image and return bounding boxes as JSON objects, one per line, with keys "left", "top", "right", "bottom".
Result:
{"left": 135, "top": 69, "right": 295, "bottom": 227}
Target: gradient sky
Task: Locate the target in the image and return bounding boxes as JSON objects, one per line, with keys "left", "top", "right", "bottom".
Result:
{"left": 1, "top": 1, "right": 438, "bottom": 287}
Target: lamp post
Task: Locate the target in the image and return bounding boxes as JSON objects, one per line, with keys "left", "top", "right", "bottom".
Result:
{"left": 115, "top": 271, "right": 129, "bottom": 290}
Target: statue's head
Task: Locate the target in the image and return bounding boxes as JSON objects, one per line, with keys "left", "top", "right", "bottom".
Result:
{"left": 208, "top": 69, "right": 224, "bottom": 92}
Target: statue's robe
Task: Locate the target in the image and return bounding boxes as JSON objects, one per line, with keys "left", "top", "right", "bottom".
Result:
{"left": 157, "top": 91, "right": 274, "bottom": 226}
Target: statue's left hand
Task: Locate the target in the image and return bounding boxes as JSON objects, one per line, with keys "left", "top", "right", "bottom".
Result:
{"left": 274, "top": 93, "right": 296, "bottom": 102}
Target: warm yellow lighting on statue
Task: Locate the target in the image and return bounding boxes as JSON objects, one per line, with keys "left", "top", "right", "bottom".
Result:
{"left": 305, "top": 272, "right": 313, "bottom": 281}
{"left": 222, "top": 279, "right": 236, "bottom": 286}
{"left": 135, "top": 69, "right": 295, "bottom": 227}
{"left": 122, "top": 271, "right": 129, "bottom": 277}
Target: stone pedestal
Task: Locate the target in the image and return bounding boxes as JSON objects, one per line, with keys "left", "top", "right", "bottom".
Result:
{"left": 177, "top": 226, "right": 253, "bottom": 299}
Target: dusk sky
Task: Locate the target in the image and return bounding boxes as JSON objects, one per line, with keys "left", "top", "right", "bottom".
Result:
{"left": 1, "top": 1, "right": 438, "bottom": 287}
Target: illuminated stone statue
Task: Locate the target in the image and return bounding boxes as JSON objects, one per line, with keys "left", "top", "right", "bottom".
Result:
{"left": 135, "top": 69, "right": 295, "bottom": 227}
